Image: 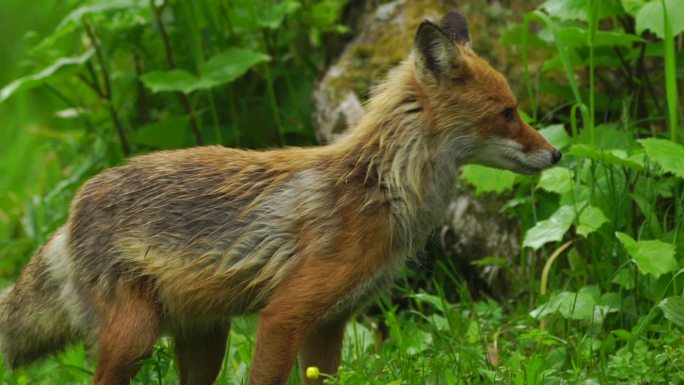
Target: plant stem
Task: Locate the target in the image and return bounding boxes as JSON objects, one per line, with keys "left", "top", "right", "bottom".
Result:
{"left": 150, "top": 0, "right": 204, "bottom": 145}
{"left": 662, "top": 0, "right": 679, "bottom": 142}
{"left": 84, "top": 21, "right": 131, "bottom": 156}
{"left": 588, "top": 0, "right": 597, "bottom": 146}
{"left": 133, "top": 50, "right": 149, "bottom": 125}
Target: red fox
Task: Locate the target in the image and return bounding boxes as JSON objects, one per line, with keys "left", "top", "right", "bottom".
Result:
{"left": 0, "top": 10, "right": 560, "bottom": 385}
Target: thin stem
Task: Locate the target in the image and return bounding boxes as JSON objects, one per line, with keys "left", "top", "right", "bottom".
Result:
{"left": 150, "top": 0, "right": 204, "bottom": 145}
{"left": 588, "top": 0, "right": 597, "bottom": 146}
{"left": 84, "top": 21, "right": 130, "bottom": 155}
{"left": 662, "top": 0, "right": 679, "bottom": 142}
{"left": 133, "top": 50, "right": 149, "bottom": 125}
{"left": 43, "top": 83, "right": 96, "bottom": 134}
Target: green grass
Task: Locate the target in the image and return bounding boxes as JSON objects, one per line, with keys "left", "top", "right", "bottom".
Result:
{"left": 2, "top": 288, "right": 684, "bottom": 385}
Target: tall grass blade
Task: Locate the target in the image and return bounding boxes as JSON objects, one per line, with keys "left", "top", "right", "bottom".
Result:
{"left": 662, "top": 0, "right": 679, "bottom": 142}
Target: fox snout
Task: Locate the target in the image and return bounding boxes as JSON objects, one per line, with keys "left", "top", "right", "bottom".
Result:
{"left": 470, "top": 128, "right": 562, "bottom": 175}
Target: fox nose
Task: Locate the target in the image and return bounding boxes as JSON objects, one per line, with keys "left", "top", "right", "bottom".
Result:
{"left": 551, "top": 149, "right": 563, "bottom": 164}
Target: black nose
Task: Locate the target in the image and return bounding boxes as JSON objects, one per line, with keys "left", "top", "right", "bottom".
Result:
{"left": 551, "top": 149, "right": 563, "bottom": 164}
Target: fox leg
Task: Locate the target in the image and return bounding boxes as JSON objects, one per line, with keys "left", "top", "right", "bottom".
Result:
{"left": 248, "top": 261, "right": 365, "bottom": 385}
{"left": 92, "top": 283, "right": 161, "bottom": 385}
{"left": 299, "top": 315, "right": 349, "bottom": 385}
{"left": 175, "top": 321, "right": 230, "bottom": 385}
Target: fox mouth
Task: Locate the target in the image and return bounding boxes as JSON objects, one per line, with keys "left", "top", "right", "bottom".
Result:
{"left": 501, "top": 153, "right": 545, "bottom": 174}
{"left": 514, "top": 163, "right": 543, "bottom": 175}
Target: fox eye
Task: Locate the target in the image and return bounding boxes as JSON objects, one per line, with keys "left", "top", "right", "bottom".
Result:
{"left": 502, "top": 108, "right": 516, "bottom": 123}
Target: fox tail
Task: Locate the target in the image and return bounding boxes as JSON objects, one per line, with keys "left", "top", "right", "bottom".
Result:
{"left": 0, "top": 228, "right": 84, "bottom": 368}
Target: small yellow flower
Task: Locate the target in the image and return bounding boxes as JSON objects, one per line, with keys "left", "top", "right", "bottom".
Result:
{"left": 306, "top": 366, "right": 320, "bottom": 379}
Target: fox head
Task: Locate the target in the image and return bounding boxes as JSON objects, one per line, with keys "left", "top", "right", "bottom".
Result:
{"left": 412, "top": 11, "right": 561, "bottom": 174}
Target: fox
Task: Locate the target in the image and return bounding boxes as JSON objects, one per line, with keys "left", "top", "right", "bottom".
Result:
{"left": 0, "top": 10, "right": 561, "bottom": 385}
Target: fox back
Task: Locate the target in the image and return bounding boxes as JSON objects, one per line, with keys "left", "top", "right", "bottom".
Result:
{"left": 0, "top": 10, "right": 560, "bottom": 385}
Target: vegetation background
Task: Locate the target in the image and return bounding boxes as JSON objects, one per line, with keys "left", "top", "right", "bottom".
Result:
{"left": 0, "top": 0, "right": 683, "bottom": 384}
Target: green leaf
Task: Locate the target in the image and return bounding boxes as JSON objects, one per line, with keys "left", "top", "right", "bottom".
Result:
{"left": 0, "top": 49, "right": 94, "bottom": 103}
{"left": 612, "top": 268, "right": 635, "bottom": 290}
{"left": 404, "top": 328, "right": 432, "bottom": 355}
{"left": 471, "top": 256, "right": 509, "bottom": 267}
{"left": 344, "top": 322, "right": 375, "bottom": 352}
{"left": 615, "top": 232, "right": 677, "bottom": 278}
{"left": 141, "top": 49, "right": 270, "bottom": 94}
{"left": 140, "top": 69, "right": 201, "bottom": 94}
{"left": 410, "top": 292, "right": 449, "bottom": 314}
{"left": 622, "top": 0, "right": 647, "bottom": 16}
{"left": 255, "top": 0, "right": 301, "bottom": 29}
{"left": 531, "top": 287, "right": 614, "bottom": 322}
{"left": 568, "top": 144, "right": 644, "bottom": 170}
{"left": 635, "top": 0, "right": 684, "bottom": 38}
{"left": 57, "top": 0, "right": 146, "bottom": 29}
{"left": 540, "top": 0, "right": 624, "bottom": 21}
{"left": 523, "top": 205, "right": 576, "bottom": 250}
{"left": 659, "top": 296, "right": 684, "bottom": 329}
{"left": 33, "top": 0, "right": 147, "bottom": 53}
{"left": 537, "top": 167, "right": 574, "bottom": 194}
{"left": 639, "top": 138, "right": 684, "bottom": 178}
{"left": 199, "top": 48, "right": 271, "bottom": 89}
{"left": 556, "top": 27, "right": 644, "bottom": 47}
{"left": 539, "top": 124, "right": 572, "bottom": 149}
{"left": 133, "top": 117, "right": 191, "bottom": 149}
{"left": 460, "top": 165, "right": 517, "bottom": 195}
{"left": 577, "top": 205, "right": 608, "bottom": 237}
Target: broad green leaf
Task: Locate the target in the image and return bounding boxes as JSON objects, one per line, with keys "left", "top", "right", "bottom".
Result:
{"left": 460, "top": 165, "right": 517, "bottom": 195}
{"left": 0, "top": 49, "right": 94, "bottom": 103}
{"left": 404, "top": 328, "right": 432, "bottom": 355}
{"left": 199, "top": 48, "right": 271, "bottom": 89}
{"left": 256, "top": 0, "right": 301, "bottom": 29}
{"left": 140, "top": 69, "right": 201, "bottom": 94}
{"left": 577, "top": 205, "right": 608, "bottom": 237}
{"left": 622, "top": 0, "right": 646, "bottom": 16}
{"left": 142, "top": 49, "right": 270, "bottom": 94}
{"left": 568, "top": 144, "right": 644, "bottom": 170}
{"left": 57, "top": 0, "right": 146, "bottom": 29}
{"left": 659, "top": 296, "right": 684, "bottom": 329}
{"left": 523, "top": 205, "right": 576, "bottom": 250}
{"left": 539, "top": 124, "right": 572, "bottom": 149}
{"left": 639, "top": 138, "right": 684, "bottom": 178}
{"left": 133, "top": 117, "right": 191, "bottom": 149}
{"left": 636, "top": 0, "right": 684, "bottom": 38}
{"left": 540, "top": 0, "right": 624, "bottom": 21}
{"left": 537, "top": 167, "right": 574, "bottom": 194}
{"left": 612, "top": 268, "right": 635, "bottom": 290}
{"left": 560, "top": 184, "right": 590, "bottom": 212}
{"left": 616, "top": 232, "right": 677, "bottom": 278}
{"left": 556, "top": 27, "right": 644, "bottom": 47}
{"left": 33, "top": 0, "right": 147, "bottom": 53}
{"left": 531, "top": 287, "right": 614, "bottom": 322}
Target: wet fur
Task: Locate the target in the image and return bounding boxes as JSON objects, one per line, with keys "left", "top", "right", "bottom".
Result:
{"left": 0, "top": 12, "right": 558, "bottom": 385}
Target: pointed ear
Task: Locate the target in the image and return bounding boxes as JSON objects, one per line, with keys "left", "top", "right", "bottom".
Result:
{"left": 440, "top": 10, "right": 470, "bottom": 45}
{"left": 413, "top": 20, "right": 469, "bottom": 85}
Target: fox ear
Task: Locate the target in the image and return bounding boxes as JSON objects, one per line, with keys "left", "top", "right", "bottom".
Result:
{"left": 440, "top": 10, "right": 470, "bottom": 45}
{"left": 413, "top": 19, "right": 469, "bottom": 85}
